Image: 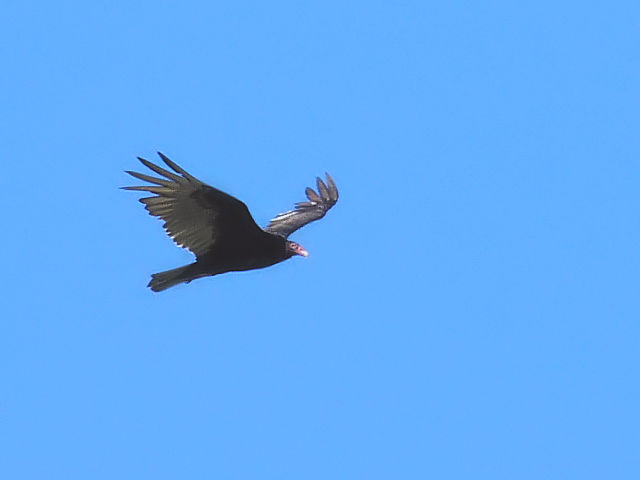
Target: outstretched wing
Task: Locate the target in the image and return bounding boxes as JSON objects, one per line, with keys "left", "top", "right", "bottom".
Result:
{"left": 123, "top": 152, "right": 262, "bottom": 257}
{"left": 265, "top": 173, "right": 339, "bottom": 238}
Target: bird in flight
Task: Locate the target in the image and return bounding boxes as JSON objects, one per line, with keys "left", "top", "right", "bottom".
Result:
{"left": 123, "top": 153, "right": 339, "bottom": 291}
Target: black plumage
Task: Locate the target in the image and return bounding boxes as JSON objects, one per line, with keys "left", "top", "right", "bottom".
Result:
{"left": 123, "top": 153, "right": 339, "bottom": 291}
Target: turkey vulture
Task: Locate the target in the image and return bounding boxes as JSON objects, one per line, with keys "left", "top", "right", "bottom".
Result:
{"left": 123, "top": 153, "right": 339, "bottom": 291}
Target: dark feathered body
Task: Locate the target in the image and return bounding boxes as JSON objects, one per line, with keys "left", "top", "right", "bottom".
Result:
{"left": 149, "top": 232, "right": 288, "bottom": 291}
{"left": 198, "top": 228, "right": 289, "bottom": 272}
{"left": 124, "top": 153, "right": 338, "bottom": 291}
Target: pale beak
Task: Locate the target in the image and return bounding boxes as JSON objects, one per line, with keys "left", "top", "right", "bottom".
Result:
{"left": 298, "top": 247, "right": 309, "bottom": 257}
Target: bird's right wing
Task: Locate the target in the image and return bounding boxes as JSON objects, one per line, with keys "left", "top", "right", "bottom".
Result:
{"left": 265, "top": 173, "right": 339, "bottom": 238}
{"left": 123, "top": 153, "right": 262, "bottom": 257}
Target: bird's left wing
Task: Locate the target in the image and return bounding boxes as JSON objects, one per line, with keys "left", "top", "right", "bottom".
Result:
{"left": 123, "top": 152, "right": 262, "bottom": 257}
{"left": 265, "top": 173, "right": 339, "bottom": 238}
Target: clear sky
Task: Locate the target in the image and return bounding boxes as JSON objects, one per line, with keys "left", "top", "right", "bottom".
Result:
{"left": 1, "top": 1, "right": 638, "bottom": 479}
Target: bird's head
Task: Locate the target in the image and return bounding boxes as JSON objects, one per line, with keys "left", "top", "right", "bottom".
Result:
{"left": 286, "top": 241, "right": 309, "bottom": 258}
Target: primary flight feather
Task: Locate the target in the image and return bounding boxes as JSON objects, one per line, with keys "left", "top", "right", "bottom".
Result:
{"left": 123, "top": 152, "right": 339, "bottom": 291}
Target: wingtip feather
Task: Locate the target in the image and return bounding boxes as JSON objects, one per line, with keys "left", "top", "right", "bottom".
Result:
{"left": 324, "top": 172, "right": 339, "bottom": 201}
{"left": 305, "top": 187, "right": 322, "bottom": 203}
{"left": 157, "top": 152, "right": 198, "bottom": 182}
{"left": 135, "top": 156, "right": 183, "bottom": 182}
{"left": 316, "top": 177, "right": 330, "bottom": 201}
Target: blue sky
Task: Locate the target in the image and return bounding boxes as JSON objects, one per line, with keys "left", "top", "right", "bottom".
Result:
{"left": 1, "top": 1, "right": 639, "bottom": 478}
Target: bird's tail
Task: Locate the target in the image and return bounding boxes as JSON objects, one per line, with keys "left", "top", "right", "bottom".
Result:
{"left": 148, "top": 263, "right": 202, "bottom": 292}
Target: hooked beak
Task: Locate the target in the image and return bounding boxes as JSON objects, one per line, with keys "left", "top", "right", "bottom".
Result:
{"left": 288, "top": 241, "right": 309, "bottom": 258}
